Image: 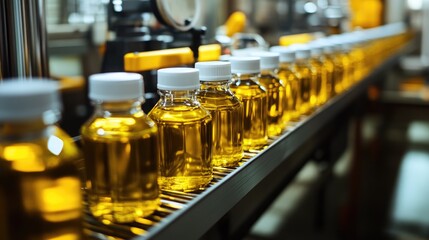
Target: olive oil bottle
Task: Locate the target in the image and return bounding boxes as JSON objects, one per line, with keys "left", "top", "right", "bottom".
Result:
{"left": 0, "top": 80, "right": 83, "bottom": 239}
{"left": 81, "top": 72, "right": 160, "bottom": 223}
{"left": 308, "top": 44, "right": 329, "bottom": 106}
{"left": 229, "top": 57, "right": 268, "bottom": 151}
{"left": 292, "top": 45, "right": 316, "bottom": 115}
{"left": 251, "top": 52, "right": 286, "bottom": 137}
{"left": 276, "top": 49, "right": 301, "bottom": 122}
{"left": 196, "top": 61, "right": 244, "bottom": 167}
{"left": 149, "top": 68, "right": 213, "bottom": 192}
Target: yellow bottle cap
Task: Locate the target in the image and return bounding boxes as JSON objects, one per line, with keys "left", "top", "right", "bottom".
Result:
{"left": 225, "top": 12, "right": 246, "bottom": 37}
{"left": 279, "top": 33, "right": 315, "bottom": 47}
{"left": 124, "top": 44, "right": 221, "bottom": 72}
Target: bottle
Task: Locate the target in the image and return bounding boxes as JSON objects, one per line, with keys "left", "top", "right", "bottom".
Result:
{"left": 275, "top": 49, "right": 301, "bottom": 122}
{"left": 0, "top": 80, "right": 83, "bottom": 239}
{"left": 148, "top": 68, "right": 213, "bottom": 192}
{"left": 318, "top": 40, "right": 344, "bottom": 97}
{"left": 81, "top": 72, "right": 160, "bottom": 223}
{"left": 251, "top": 52, "right": 286, "bottom": 137}
{"left": 229, "top": 57, "right": 268, "bottom": 150}
{"left": 195, "top": 61, "right": 243, "bottom": 167}
{"left": 291, "top": 45, "right": 316, "bottom": 115}
{"left": 308, "top": 43, "right": 329, "bottom": 106}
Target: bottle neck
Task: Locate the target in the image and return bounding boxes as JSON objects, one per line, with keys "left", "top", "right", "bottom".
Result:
{"left": 199, "top": 80, "right": 230, "bottom": 91}
{"left": 93, "top": 99, "right": 144, "bottom": 117}
{"left": 158, "top": 90, "right": 198, "bottom": 103}
{"left": 0, "top": 109, "right": 60, "bottom": 140}
{"left": 232, "top": 72, "right": 260, "bottom": 83}
{"left": 260, "top": 68, "right": 277, "bottom": 76}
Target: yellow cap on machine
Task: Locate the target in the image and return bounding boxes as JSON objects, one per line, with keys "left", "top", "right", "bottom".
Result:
{"left": 279, "top": 33, "right": 315, "bottom": 46}
{"left": 225, "top": 11, "right": 246, "bottom": 37}
{"left": 124, "top": 44, "right": 221, "bottom": 72}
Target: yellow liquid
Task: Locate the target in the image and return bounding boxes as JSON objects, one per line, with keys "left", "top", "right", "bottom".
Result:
{"left": 258, "top": 71, "right": 286, "bottom": 137}
{"left": 0, "top": 125, "right": 83, "bottom": 239}
{"left": 149, "top": 100, "right": 212, "bottom": 192}
{"left": 320, "top": 55, "right": 335, "bottom": 101}
{"left": 350, "top": 46, "right": 365, "bottom": 82}
{"left": 339, "top": 52, "right": 352, "bottom": 89}
{"left": 81, "top": 114, "right": 160, "bottom": 223}
{"left": 295, "top": 61, "right": 314, "bottom": 115}
{"left": 309, "top": 58, "right": 328, "bottom": 107}
{"left": 278, "top": 63, "right": 301, "bottom": 122}
{"left": 197, "top": 83, "right": 244, "bottom": 167}
{"left": 230, "top": 77, "right": 268, "bottom": 151}
{"left": 328, "top": 53, "right": 345, "bottom": 95}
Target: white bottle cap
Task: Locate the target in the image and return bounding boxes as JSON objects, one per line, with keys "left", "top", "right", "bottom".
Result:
{"left": 289, "top": 44, "right": 311, "bottom": 59}
{"left": 157, "top": 68, "right": 200, "bottom": 90}
{"left": 229, "top": 57, "right": 260, "bottom": 74}
{"left": 195, "top": 61, "right": 231, "bottom": 81}
{"left": 0, "top": 79, "right": 61, "bottom": 121}
{"left": 89, "top": 72, "right": 144, "bottom": 101}
{"left": 250, "top": 52, "right": 279, "bottom": 70}
{"left": 270, "top": 46, "right": 295, "bottom": 63}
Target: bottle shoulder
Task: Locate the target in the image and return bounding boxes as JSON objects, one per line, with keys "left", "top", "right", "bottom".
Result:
{"left": 197, "top": 90, "right": 242, "bottom": 110}
{"left": 81, "top": 113, "right": 157, "bottom": 137}
{"left": 149, "top": 101, "right": 212, "bottom": 123}
{"left": 0, "top": 126, "right": 81, "bottom": 172}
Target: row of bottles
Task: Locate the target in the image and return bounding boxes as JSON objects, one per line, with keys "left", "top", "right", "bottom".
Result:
{"left": 0, "top": 23, "right": 412, "bottom": 238}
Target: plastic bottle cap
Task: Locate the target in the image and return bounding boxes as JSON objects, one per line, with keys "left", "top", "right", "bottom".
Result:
{"left": 195, "top": 61, "right": 231, "bottom": 81}
{"left": 229, "top": 57, "right": 260, "bottom": 74}
{"left": 308, "top": 43, "right": 323, "bottom": 57}
{"left": 289, "top": 44, "right": 311, "bottom": 59}
{"left": 89, "top": 72, "right": 144, "bottom": 101}
{"left": 0, "top": 80, "right": 61, "bottom": 121}
{"left": 157, "top": 68, "right": 200, "bottom": 90}
{"left": 250, "top": 52, "right": 279, "bottom": 70}
{"left": 270, "top": 46, "right": 295, "bottom": 63}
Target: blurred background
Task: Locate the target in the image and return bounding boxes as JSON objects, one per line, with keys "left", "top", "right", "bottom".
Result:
{"left": 2, "top": 0, "right": 429, "bottom": 239}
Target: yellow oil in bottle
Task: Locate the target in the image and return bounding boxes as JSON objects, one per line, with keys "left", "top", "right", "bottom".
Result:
{"left": 0, "top": 81, "right": 83, "bottom": 240}
{"left": 229, "top": 57, "right": 268, "bottom": 150}
{"left": 308, "top": 46, "right": 328, "bottom": 106}
{"left": 320, "top": 53, "right": 335, "bottom": 102}
{"left": 349, "top": 43, "right": 365, "bottom": 82}
{"left": 195, "top": 61, "right": 243, "bottom": 167}
{"left": 294, "top": 62, "right": 313, "bottom": 115}
{"left": 328, "top": 51, "right": 344, "bottom": 96}
{"left": 277, "top": 53, "right": 301, "bottom": 122}
{"left": 81, "top": 73, "right": 160, "bottom": 223}
{"left": 149, "top": 68, "right": 213, "bottom": 192}
{"left": 252, "top": 52, "right": 285, "bottom": 137}
{"left": 339, "top": 46, "right": 353, "bottom": 90}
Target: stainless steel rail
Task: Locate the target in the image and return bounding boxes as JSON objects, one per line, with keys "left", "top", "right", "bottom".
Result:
{"left": 0, "top": 0, "right": 49, "bottom": 78}
{"left": 83, "top": 41, "right": 414, "bottom": 240}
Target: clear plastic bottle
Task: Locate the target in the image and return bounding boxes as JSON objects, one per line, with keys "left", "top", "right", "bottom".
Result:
{"left": 229, "top": 57, "right": 268, "bottom": 150}
{"left": 291, "top": 45, "right": 316, "bottom": 115}
{"left": 81, "top": 72, "right": 160, "bottom": 223}
{"left": 195, "top": 61, "right": 243, "bottom": 167}
{"left": 251, "top": 52, "right": 286, "bottom": 137}
{"left": 276, "top": 49, "right": 301, "bottom": 122}
{"left": 0, "top": 80, "right": 83, "bottom": 239}
{"left": 308, "top": 43, "right": 329, "bottom": 106}
{"left": 149, "top": 68, "right": 213, "bottom": 192}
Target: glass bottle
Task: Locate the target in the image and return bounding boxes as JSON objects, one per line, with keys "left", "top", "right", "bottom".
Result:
{"left": 308, "top": 43, "right": 329, "bottom": 106}
{"left": 291, "top": 45, "right": 317, "bottom": 115}
{"left": 149, "top": 68, "right": 213, "bottom": 192}
{"left": 229, "top": 57, "right": 268, "bottom": 151}
{"left": 276, "top": 49, "right": 301, "bottom": 122}
{"left": 0, "top": 80, "right": 83, "bottom": 239}
{"left": 81, "top": 72, "right": 160, "bottom": 223}
{"left": 196, "top": 61, "right": 243, "bottom": 167}
{"left": 251, "top": 52, "right": 286, "bottom": 137}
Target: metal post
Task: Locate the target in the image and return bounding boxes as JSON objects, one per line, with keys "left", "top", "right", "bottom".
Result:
{"left": 0, "top": 0, "right": 49, "bottom": 80}
{"left": 422, "top": 0, "right": 429, "bottom": 67}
